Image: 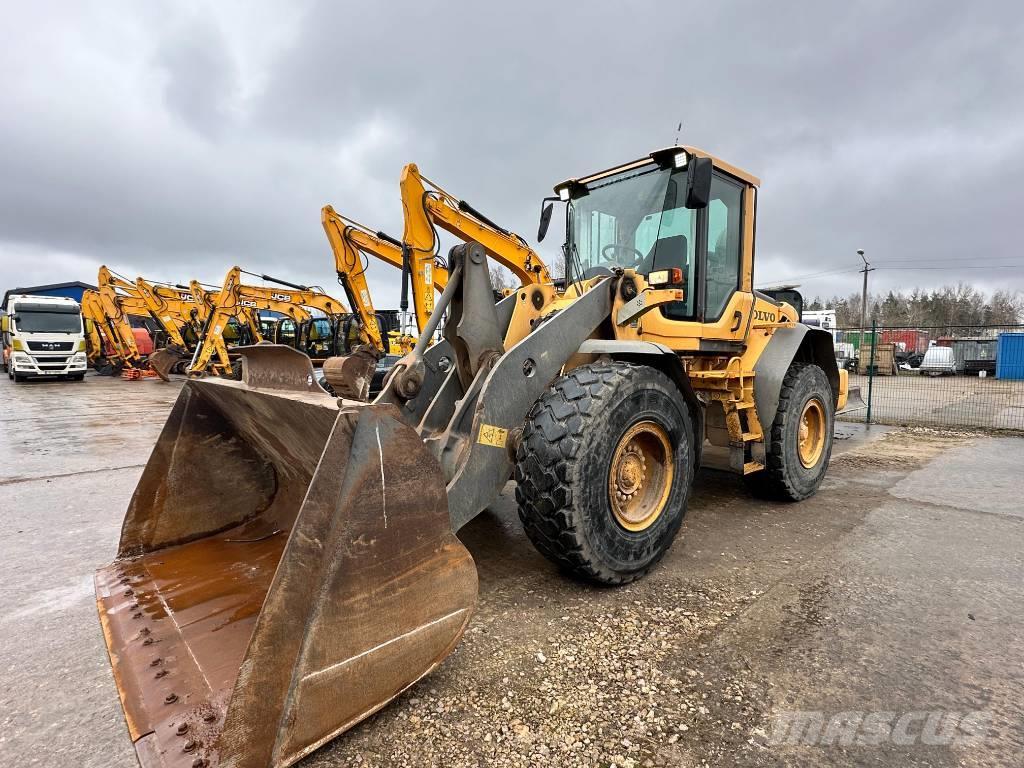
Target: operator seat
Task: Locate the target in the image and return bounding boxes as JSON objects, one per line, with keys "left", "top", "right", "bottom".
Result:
{"left": 646, "top": 234, "right": 689, "bottom": 276}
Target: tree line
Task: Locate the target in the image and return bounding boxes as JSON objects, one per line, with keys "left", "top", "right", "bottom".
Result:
{"left": 806, "top": 284, "right": 1024, "bottom": 328}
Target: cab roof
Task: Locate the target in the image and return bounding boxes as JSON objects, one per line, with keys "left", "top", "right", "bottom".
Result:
{"left": 556, "top": 145, "right": 761, "bottom": 192}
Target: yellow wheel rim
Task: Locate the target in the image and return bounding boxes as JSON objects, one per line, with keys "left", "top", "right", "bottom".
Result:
{"left": 798, "top": 398, "right": 826, "bottom": 468}
{"left": 609, "top": 421, "right": 674, "bottom": 532}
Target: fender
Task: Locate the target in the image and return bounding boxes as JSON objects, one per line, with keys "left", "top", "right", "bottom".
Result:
{"left": 753, "top": 325, "right": 840, "bottom": 451}
{"left": 576, "top": 339, "right": 704, "bottom": 469}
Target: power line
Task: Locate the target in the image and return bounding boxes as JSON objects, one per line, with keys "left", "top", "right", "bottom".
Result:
{"left": 760, "top": 266, "right": 861, "bottom": 284}
{"left": 763, "top": 263, "right": 1024, "bottom": 283}
{"left": 880, "top": 266, "right": 1024, "bottom": 272}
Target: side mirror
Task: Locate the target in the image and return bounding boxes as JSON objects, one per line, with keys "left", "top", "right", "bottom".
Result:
{"left": 684, "top": 156, "right": 713, "bottom": 209}
{"left": 537, "top": 200, "right": 555, "bottom": 242}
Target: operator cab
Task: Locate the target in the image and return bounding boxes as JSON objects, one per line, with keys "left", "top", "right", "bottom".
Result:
{"left": 540, "top": 147, "right": 767, "bottom": 350}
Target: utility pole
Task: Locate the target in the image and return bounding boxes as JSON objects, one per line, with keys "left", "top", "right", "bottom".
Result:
{"left": 858, "top": 249, "right": 874, "bottom": 329}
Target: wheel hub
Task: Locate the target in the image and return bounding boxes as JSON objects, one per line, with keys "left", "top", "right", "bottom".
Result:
{"left": 797, "top": 398, "right": 826, "bottom": 468}
{"left": 609, "top": 421, "right": 673, "bottom": 532}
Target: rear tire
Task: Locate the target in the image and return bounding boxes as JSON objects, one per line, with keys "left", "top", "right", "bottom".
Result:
{"left": 515, "top": 361, "right": 693, "bottom": 585}
{"left": 745, "top": 362, "right": 834, "bottom": 501}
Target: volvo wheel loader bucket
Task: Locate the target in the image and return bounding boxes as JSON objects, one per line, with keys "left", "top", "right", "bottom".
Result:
{"left": 95, "top": 345, "right": 477, "bottom": 768}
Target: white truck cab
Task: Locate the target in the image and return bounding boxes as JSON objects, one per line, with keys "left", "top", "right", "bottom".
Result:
{"left": 2, "top": 294, "right": 88, "bottom": 382}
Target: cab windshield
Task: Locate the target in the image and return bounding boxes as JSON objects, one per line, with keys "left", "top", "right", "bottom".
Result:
{"left": 568, "top": 165, "right": 697, "bottom": 316}
{"left": 13, "top": 305, "right": 83, "bottom": 334}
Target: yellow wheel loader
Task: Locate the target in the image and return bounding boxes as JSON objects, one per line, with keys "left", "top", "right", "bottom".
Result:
{"left": 96, "top": 147, "right": 848, "bottom": 768}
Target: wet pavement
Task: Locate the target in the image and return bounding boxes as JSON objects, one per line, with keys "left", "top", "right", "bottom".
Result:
{"left": 1, "top": 372, "right": 1022, "bottom": 767}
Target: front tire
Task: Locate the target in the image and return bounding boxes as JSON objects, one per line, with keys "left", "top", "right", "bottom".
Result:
{"left": 515, "top": 361, "right": 693, "bottom": 585}
{"left": 746, "top": 362, "right": 834, "bottom": 501}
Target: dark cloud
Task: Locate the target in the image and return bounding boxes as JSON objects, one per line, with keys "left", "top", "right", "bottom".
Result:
{"left": 1, "top": 0, "right": 1022, "bottom": 309}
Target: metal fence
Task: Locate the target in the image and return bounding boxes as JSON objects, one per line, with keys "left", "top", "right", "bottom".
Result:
{"left": 834, "top": 323, "right": 1024, "bottom": 432}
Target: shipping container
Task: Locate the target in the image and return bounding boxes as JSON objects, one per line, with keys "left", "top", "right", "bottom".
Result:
{"left": 842, "top": 330, "right": 878, "bottom": 352}
{"left": 879, "top": 329, "right": 930, "bottom": 354}
{"left": 947, "top": 338, "right": 998, "bottom": 374}
{"left": 996, "top": 333, "right": 1024, "bottom": 380}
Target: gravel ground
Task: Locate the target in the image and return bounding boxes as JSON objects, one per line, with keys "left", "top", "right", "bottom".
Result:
{"left": 2, "top": 375, "right": 1022, "bottom": 767}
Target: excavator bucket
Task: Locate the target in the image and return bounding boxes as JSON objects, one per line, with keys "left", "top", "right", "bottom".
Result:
{"left": 839, "top": 384, "right": 867, "bottom": 414}
{"left": 95, "top": 345, "right": 477, "bottom": 768}
{"left": 146, "top": 346, "right": 188, "bottom": 382}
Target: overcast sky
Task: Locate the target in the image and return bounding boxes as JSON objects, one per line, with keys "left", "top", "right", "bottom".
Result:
{"left": 2, "top": 0, "right": 1023, "bottom": 309}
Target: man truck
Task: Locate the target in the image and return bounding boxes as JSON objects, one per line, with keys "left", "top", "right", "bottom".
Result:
{"left": 2, "top": 294, "right": 88, "bottom": 382}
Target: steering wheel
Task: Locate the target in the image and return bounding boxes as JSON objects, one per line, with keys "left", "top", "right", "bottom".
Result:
{"left": 601, "top": 243, "right": 644, "bottom": 266}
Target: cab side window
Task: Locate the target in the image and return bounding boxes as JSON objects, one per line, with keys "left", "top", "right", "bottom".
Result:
{"left": 704, "top": 175, "right": 743, "bottom": 321}
{"left": 278, "top": 319, "right": 297, "bottom": 347}
{"left": 306, "top": 318, "right": 332, "bottom": 356}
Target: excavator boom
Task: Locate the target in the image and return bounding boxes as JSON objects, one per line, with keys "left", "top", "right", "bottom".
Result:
{"left": 400, "top": 162, "right": 552, "bottom": 287}
{"left": 96, "top": 267, "right": 144, "bottom": 368}
{"left": 322, "top": 204, "right": 447, "bottom": 340}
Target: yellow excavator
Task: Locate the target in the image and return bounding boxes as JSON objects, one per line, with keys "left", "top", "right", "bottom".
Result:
{"left": 398, "top": 162, "right": 551, "bottom": 332}
{"left": 96, "top": 147, "right": 851, "bottom": 768}
{"left": 321, "top": 205, "right": 424, "bottom": 354}
{"left": 89, "top": 269, "right": 148, "bottom": 372}
{"left": 132, "top": 277, "right": 208, "bottom": 379}
{"left": 187, "top": 266, "right": 347, "bottom": 378}
{"left": 80, "top": 289, "right": 136, "bottom": 369}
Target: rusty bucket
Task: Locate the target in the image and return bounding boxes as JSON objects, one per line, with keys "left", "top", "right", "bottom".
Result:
{"left": 96, "top": 345, "right": 477, "bottom": 768}
{"left": 146, "top": 346, "right": 188, "bottom": 382}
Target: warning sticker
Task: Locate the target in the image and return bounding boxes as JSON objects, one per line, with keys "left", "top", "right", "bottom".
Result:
{"left": 477, "top": 424, "right": 508, "bottom": 448}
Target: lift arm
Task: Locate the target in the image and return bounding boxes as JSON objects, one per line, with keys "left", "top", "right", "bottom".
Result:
{"left": 99, "top": 267, "right": 200, "bottom": 354}
{"left": 321, "top": 206, "right": 385, "bottom": 351}
{"left": 80, "top": 289, "right": 123, "bottom": 365}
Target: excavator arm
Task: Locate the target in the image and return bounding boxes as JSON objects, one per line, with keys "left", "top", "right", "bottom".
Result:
{"left": 321, "top": 206, "right": 388, "bottom": 352}
{"left": 322, "top": 204, "right": 447, "bottom": 343}
{"left": 80, "top": 289, "right": 115, "bottom": 365}
{"left": 96, "top": 267, "right": 143, "bottom": 367}
{"left": 400, "top": 163, "right": 552, "bottom": 294}
{"left": 133, "top": 278, "right": 200, "bottom": 349}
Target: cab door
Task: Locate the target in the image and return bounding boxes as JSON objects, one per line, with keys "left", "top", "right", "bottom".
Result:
{"left": 637, "top": 170, "right": 754, "bottom": 350}
{"left": 694, "top": 172, "right": 752, "bottom": 344}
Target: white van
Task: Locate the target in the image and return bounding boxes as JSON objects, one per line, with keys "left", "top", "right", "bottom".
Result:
{"left": 2, "top": 294, "right": 88, "bottom": 382}
{"left": 918, "top": 346, "right": 956, "bottom": 377}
